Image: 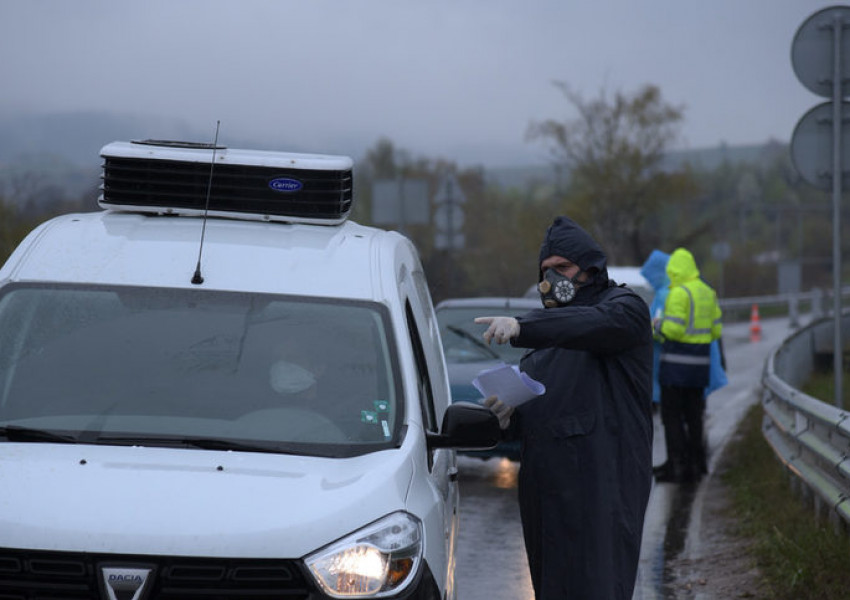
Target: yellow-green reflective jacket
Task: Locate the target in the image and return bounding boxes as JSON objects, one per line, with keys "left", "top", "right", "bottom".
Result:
{"left": 655, "top": 248, "right": 722, "bottom": 388}
{"left": 657, "top": 249, "right": 722, "bottom": 344}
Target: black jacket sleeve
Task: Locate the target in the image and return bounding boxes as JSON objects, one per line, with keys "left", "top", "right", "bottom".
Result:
{"left": 513, "top": 288, "right": 650, "bottom": 355}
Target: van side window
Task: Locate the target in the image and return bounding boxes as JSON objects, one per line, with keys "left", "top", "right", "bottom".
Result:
{"left": 405, "top": 302, "right": 437, "bottom": 433}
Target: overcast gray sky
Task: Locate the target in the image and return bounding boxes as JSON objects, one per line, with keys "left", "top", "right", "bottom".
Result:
{"left": 0, "top": 0, "right": 841, "bottom": 167}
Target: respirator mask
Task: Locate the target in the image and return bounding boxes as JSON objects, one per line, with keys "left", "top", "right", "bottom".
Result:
{"left": 538, "top": 268, "right": 584, "bottom": 307}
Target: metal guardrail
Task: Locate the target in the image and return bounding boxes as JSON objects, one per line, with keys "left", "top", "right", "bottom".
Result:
{"left": 761, "top": 313, "right": 850, "bottom": 530}
{"left": 719, "top": 286, "right": 850, "bottom": 325}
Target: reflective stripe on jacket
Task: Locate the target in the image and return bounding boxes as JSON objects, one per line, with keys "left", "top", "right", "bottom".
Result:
{"left": 658, "top": 281, "right": 722, "bottom": 343}
{"left": 659, "top": 339, "right": 711, "bottom": 387}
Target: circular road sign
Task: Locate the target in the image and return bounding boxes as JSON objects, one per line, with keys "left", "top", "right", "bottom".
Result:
{"left": 791, "top": 100, "right": 850, "bottom": 191}
{"left": 792, "top": 5, "right": 850, "bottom": 98}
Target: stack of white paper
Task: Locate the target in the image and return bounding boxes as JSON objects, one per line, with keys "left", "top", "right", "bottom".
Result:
{"left": 472, "top": 363, "right": 546, "bottom": 407}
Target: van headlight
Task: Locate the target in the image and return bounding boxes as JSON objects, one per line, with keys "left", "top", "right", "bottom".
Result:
{"left": 304, "top": 511, "right": 423, "bottom": 598}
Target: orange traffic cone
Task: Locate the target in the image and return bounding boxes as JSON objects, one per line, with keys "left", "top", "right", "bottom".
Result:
{"left": 749, "top": 304, "right": 761, "bottom": 343}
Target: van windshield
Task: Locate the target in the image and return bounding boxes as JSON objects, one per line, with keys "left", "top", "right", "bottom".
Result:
{"left": 0, "top": 283, "right": 401, "bottom": 458}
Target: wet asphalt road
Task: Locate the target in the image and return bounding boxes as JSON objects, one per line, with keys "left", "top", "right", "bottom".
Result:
{"left": 452, "top": 316, "right": 798, "bottom": 600}
{"left": 454, "top": 454, "right": 532, "bottom": 600}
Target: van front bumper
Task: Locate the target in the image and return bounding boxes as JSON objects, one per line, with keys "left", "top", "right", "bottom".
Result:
{"left": 0, "top": 546, "right": 443, "bottom": 600}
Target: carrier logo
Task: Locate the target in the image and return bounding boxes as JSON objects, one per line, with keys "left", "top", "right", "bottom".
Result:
{"left": 269, "top": 177, "right": 303, "bottom": 192}
{"left": 99, "top": 566, "right": 153, "bottom": 600}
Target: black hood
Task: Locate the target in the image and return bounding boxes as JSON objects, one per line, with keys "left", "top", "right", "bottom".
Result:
{"left": 537, "top": 216, "right": 609, "bottom": 299}
{"left": 538, "top": 216, "right": 608, "bottom": 275}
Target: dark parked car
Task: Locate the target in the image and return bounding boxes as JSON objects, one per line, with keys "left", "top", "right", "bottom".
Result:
{"left": 435, "top": 297, "right": 540, "bottom": 461}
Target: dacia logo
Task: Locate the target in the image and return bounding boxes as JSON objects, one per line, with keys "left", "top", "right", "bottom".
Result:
{"left": 100, "top": 566, "right": 153, "bottom": 600}
{"left": 109, "top": 573, "right": 143, "bottom": 583}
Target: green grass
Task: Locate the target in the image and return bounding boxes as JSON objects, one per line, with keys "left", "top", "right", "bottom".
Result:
{"left": 721, "top": 403, "right": 850, "bottom": 599}
{"left": 801, "top": 368, "right": 850, "bottom": 409}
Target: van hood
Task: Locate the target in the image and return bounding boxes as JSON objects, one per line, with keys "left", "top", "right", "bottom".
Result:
{"left": 0, "top": 443, "right": 415, "bottom": 558}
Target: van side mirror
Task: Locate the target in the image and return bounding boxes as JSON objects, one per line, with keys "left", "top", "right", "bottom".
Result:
{"left": 427, "top": 402, "right": 501, "bottom": 450}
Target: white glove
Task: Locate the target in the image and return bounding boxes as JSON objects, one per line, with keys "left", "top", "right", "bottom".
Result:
{"left": 483, "top": 395, "right": 514, "bottom": 430}
{"left": 474, "top": 316, "right": 520, "bottom": 345}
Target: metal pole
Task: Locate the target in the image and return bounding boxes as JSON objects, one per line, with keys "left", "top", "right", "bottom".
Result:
{"left": 446, "top": 175, "right": 456, "bottom": 291}
{"left": 831, "top": 16, "right": 844, "bottom": 408}
{"left": 397, "top": 176, "right": 407, "bottom": 236}
{"left": 446, "top": 176, "right": 454, "bottom": 250}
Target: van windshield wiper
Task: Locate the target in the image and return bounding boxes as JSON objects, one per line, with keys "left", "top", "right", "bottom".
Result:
{"left": 178, "top": 437, "right": 284, "bottom": 453}
{"left": 0, "top": 425, "right": 79, "bottom": 444}
{"left": 447, "top": 325, "right": 500, "bottom": 360}
{"left": 92, "top": 435, "right": 305, "bottom": 455}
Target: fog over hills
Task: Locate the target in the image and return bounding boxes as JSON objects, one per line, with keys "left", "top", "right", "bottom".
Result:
{"left": 0, "top": 111, "right": 781, "bottom": 203}
{"left": 0, "top": 111, "right": 260, "bottom": 167}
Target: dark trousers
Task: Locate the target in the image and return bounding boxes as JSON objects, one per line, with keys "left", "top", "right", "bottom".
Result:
{"left": 660, "top": 385, "right": 706, "bottom": 475}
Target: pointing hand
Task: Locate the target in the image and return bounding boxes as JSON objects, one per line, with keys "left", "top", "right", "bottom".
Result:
{"left": 474, "top": 316, "right": 520, "bottom": 345}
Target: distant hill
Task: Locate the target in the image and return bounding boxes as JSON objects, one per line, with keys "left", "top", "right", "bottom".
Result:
{"left": 0, "top": 111, "right": 201, "bottom": 167}
{"left": 0, "top": 110, "right": 786, "bottom": 202}
{"left": 0, "top": 111, "right": 274, "bottom": 204}
{"left": 0, "top": 110, "right": 327, "bottom": 169}
{"left": 483, "top": 163, "right": 567, "bottom": 191}
{"left": 663, "top": 142, "right": 781, "bottom": 171}
{"left": 483, "top": 142, "right": 782, "bottom": 192}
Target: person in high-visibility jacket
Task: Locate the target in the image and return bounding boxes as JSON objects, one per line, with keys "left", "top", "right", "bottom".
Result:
{"left": 653, "top": 247, "right": 722, "bottom": 483}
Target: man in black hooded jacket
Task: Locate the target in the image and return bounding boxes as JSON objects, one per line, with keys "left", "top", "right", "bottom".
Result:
{"left": 475, "top": 216, "right": 653, "bottom": 600}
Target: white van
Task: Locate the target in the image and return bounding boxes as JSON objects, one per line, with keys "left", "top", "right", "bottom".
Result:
{"left": 0, "top": 140, "right": 498, "bottom": 599}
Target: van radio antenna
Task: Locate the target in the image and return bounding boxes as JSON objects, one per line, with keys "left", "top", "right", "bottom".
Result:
{"left": 191, "top": 120, "right": 221, "bottom": 285}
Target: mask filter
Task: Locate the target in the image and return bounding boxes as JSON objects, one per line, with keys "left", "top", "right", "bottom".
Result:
{"left": 538, "top": 268, "right": 579, "bottom": 307}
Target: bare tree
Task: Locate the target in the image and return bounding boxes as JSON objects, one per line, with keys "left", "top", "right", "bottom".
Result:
{"left": 527, "top": 83, "right": 697, "bottom": 264}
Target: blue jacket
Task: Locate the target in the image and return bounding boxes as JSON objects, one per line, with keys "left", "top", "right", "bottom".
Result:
{"left": 640, "top": 250, "right": 670, "bottom": 403}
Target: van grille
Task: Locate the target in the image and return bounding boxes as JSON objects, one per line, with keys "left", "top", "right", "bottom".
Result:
{"left": 0, "top": 548, "right": 311, "bottom": 599}
{"left": 100, "top": 156, "right": 353, "bottom": 223}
